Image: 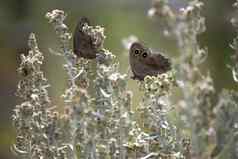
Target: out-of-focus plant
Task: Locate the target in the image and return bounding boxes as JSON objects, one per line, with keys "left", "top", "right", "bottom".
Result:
{"left": 206, "top": 1, "right": 238, "bottom": 158}
{"left": 148, "top": 1, "right": 238, "bottom": 159}
{"left": 231, "top": 0, "right": 238, "bottom": 83}
{"left": 149, "top": 0, "right": 216, "bottom": 158}
{"left": 211, "top": 90, "right": 238, "bottom": 158}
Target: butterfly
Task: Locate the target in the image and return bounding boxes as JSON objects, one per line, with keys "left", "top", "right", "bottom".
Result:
{"left": 129, "top": 42, "right": 171, "bottom": 81}
{"left": 73, "top": 17, "right": 97, "bottom": 59}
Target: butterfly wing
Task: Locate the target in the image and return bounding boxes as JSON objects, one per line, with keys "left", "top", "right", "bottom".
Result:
{"left": 73, "top": 17, "right": 96, "bottom": 59}
{"left": 143, "top": 53, "right": 171, "bottom": 73}
{"left": 129, "top": 42, "right": 171, "bottom": 80}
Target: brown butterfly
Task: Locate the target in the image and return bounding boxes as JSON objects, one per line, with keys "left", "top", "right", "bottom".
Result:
{"left": 129, "top": 42, "right": 171, "bottom": 80}
{"left": 73, "top": 17, "right": 97, "bottom": 59}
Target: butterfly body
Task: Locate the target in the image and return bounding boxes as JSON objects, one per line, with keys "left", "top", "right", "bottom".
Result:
{"left": 73, "top": 17, "right": 97, "bottom": 59}
{"left": 129, "top": 42, "right": 171, "bottom": 80}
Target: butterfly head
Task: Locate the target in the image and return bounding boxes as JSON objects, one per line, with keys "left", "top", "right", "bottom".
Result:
{"left": 130, "top": 42, "right": 152, "bottom": 61}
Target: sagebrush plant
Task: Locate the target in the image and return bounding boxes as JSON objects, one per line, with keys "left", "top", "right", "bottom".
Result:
{"left": 149, "top": 0, "right": 238, "bottom": 159}
{"left": 207, "top": 0, "right": 238, "bottom": 158}
{"left": 12, "top": 33, "right": 74, "bottom": 158}
{"left": 12, "top": 0, "right": 238, "bottom": 159}
{"left": 149, "top": 0, "right": 214, "bottom": 155}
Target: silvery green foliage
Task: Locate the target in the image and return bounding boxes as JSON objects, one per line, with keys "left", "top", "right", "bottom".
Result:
{"left": 208, "top": 1, "right": 238, "bottom": 158}
{"left": 212, "top": 90, "right": 238, "bottom": 158}
{"left": 12, "top": 33, "right": 74, "bottom": 159}
{"left": 149, "top": 1, "right": 238, "bottom": 159}
{"left": 181, "top": 74, "right": 215, "bottom": 157}
{"left": 149, "top": 0, "right": 215, "bottom": 158}
{"left": 46, "top": 9, "right": 93, "bottom": 159}
{"left": 124, "top": 73, "right": 185, "bottom": 159}
{"left": 95, "top": 51, "right": 134, "bottom": 159}
{"left": 45, "top": 9, "right": 133, "bottom": 159}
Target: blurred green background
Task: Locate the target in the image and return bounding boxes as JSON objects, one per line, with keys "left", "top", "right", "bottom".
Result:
{"left": 0, "top": 0, "right": 237, "bottom": 158}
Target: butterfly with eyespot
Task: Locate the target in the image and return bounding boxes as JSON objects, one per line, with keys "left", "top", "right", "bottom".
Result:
{"left": 129, "top": 42, "right": 171, "bottom": 81}
{"left": 73, "top": 17, "right": 97, "bottom": 59}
